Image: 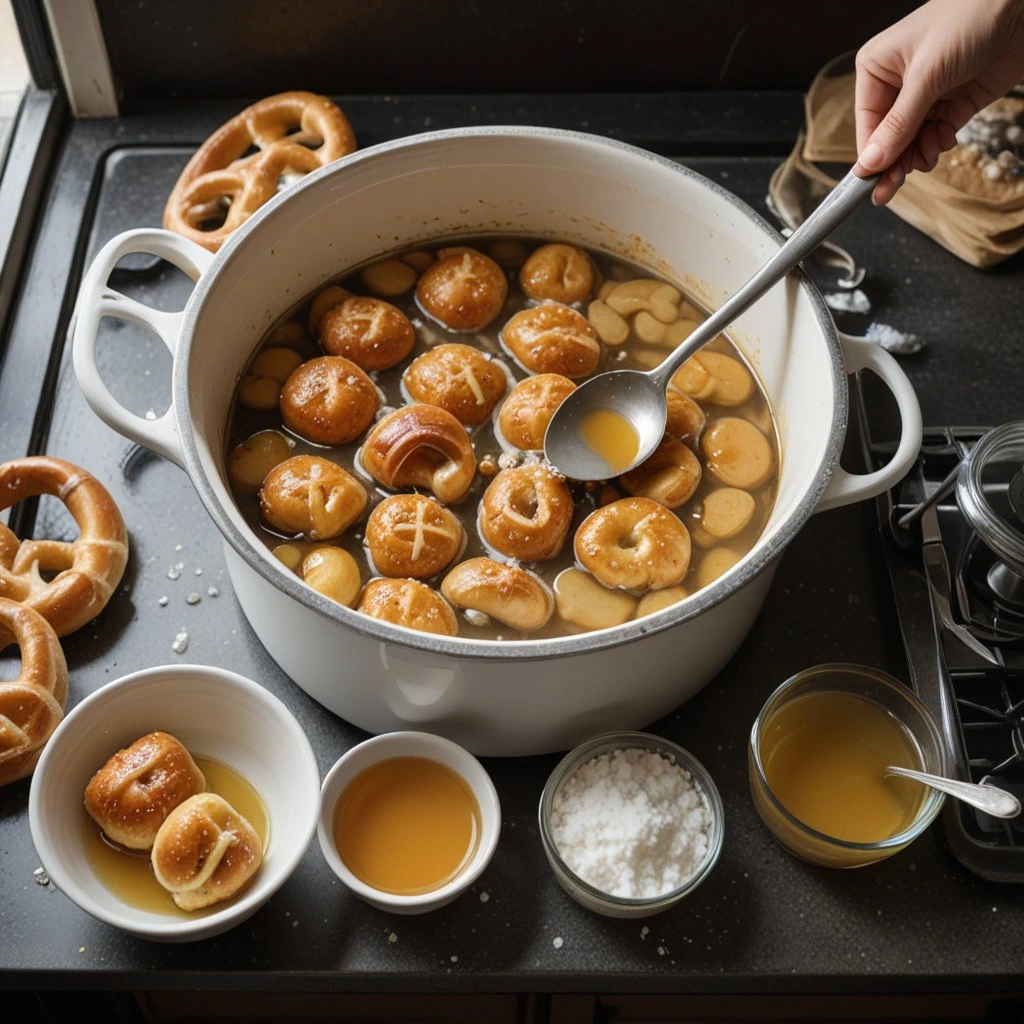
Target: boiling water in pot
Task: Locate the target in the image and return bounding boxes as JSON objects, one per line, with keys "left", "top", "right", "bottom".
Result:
{"left": 224, "top": 236, "right": 780, "bottom": 641}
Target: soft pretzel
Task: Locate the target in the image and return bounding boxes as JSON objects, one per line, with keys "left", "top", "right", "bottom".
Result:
{"left": 164, "top": 91, "right": 357, "bottom": 252}
{"left": 360, "top": 405, "right": 477, "bottom": 505}
{"left": 0, "top": 456, "right": 128, "bottom": 640}
{"left": 0, "top": 598, "right": 68, "bottom": 787}
{"left": 478, "top": 463, "right": 574, "bottom": 562}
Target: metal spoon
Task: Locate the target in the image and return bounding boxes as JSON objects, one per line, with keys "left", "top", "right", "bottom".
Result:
{"left": 543, "top": 169, "right": 880, "bottom": 481}
{"left": 886, "top": 765, "right": 1021, "bottom": 819}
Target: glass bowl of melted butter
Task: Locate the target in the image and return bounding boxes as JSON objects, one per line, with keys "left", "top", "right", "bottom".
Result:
{"left": 317, "top": 731, "right": 501, "bottom": 914}
{"left": 748, "top": 663, "right": 948, "bottom": 868}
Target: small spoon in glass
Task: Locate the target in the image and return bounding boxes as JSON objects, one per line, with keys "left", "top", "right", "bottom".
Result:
{"left": 886, "top": 765, "right": 1021, "bottom": 819}
{"left": 543, "top": 169, "right": 879, "bottom": 481}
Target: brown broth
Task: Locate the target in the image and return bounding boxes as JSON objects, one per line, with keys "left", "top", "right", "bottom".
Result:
{"left": 225, "top": 236, "right": 780, "bottom": 640}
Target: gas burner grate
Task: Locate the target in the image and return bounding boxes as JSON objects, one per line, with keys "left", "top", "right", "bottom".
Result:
{"left": 862, "top": 411, "right": 1024, "bottom": 881}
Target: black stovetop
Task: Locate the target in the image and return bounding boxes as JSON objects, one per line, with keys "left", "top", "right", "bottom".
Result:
{"left": 3, "top": 91, "right": 1024, "bottom": 1002}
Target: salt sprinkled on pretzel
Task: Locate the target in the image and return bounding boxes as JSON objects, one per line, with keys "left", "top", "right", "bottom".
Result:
{"left": 0, "top": 456, "right": 129, "bottom": 640}
{"left": 163, "top": 91, "right": 357, "bottom": 252}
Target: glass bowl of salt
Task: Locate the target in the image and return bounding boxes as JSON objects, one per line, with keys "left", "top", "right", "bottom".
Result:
{"left": 538, "top": 731, "right": 724, "bottom": 917}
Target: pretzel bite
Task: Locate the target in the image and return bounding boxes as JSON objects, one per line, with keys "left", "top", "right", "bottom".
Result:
{"left": 441, "top": 557, "right": 554, "bottom": 631}
{"left": 318, "top": 296, "right": 415, "bottom": 371}
{"left": 365, "top": 494, "right": 465, "bottom": 579}
{"left": 280, "top": 356, "right": 380, "bottom": 446}
{"left": 403, "top": 343, "right": 507, "bottom": 426}
{"left": 574, "top": 497, "right": 691, "bottom": 591}
{"left": 416, "top": 246, "right": 507, "bottom": 331}
{"left": 84, "top": 731, "right": 206, "bottom": 851}
{"left": 259, "top": 455, "right": 367, "bottom": 541}
{"left": 701, "top": 417, "right": 774, "bottom": 489}
{"left": 518, "top": 243, "right": 596, "bottom": 304}
{"left": 501, "top": 303, "right": 601, "bottom": 378}
{"left": 665, "top": 388, "right": 706, "bottom": 448}
{"left": 152, "top": 793, "right": 263, "bottom": 911}
{"left": 357, "top": 578, "right": 459, "bottom": 636}
{"left": 497, "top": 373, "right": 576, "bottom": 452}
{"left": 619, "top": 435, "right": 702, "bottom": 509}
{"left": 239, "top": 347, "right": 303, "bottom": 411}
{"left": 479, "top": 464, "right": 574, "bottom": 562}
{"left": 0, "top": 599, "right": 67, "bottom": 787}
{"left": 227, "top": 429, "right": 294, "bottom": 495}
{"left": 360, "top": 405, "right": 476, "bottom": 505}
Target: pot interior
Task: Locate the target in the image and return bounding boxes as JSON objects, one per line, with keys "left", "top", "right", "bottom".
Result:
{"left": 177, "top": 127, "right": 845, "bottom": 651}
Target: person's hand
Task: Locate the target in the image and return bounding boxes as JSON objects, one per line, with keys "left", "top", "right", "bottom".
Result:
{"left": 854, "top": 0, "right": 1024, "bottom": 204}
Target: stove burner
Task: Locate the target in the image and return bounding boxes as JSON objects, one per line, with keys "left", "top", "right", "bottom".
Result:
{"left": 867, "top": 419, "right": 1024, "bottom": 881}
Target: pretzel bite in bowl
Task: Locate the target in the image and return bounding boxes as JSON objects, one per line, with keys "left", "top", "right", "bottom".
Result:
{"left": 501, "top": 303, "right": 601, "bottom": 378}
{"left": 478, "top": 464, "right": 574, "bottom": 562}
{"left": 442, "top": 557, "right": 554, "bottom": 632}
{"left": 29, "top": 664, "right": 319, "bottom": 941}
{"left": 416, "top": 246, "right": 507, "bottom": 331}
{"left": 402, "top": 343, "right": 507, "bottom": 426}
{"left": 360, "top": 405, "right": 477, "bottom": 505}
{"left": 496, "top": 373, "right": 576, "bottom": 452}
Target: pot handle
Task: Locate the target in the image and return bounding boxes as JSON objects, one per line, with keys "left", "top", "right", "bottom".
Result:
{"left": 72, "top": 229, "right": 214, "bottom": 469}
{"left": 815, "top": 331, "right": 922, "bottom": 513}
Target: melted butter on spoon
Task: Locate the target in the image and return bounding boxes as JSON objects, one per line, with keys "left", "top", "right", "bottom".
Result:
{"left": 580, "top": 408, "right": 640, "bottom": 475}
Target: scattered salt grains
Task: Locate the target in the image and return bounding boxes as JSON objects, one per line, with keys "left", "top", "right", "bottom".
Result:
{"left": 823, "top": 288, "right": 871, "bottom": 315}
{"left": 158, "top": 596, "right": 168, "bottom": 607}
{"left": 167, "top": 569, "right": 181, "bottom": 580}
{"left": 550, "top": 746, "right": 713, "bottom": 899}
{"left": 207, "top": 586, "right": 220, "bottom": 597}
{"left": 553, "top": 936, "right": 564, "bottom": 949}
{"left": 194, "top": 568, "right": 203, "bottom": 576}
{"left": 172, "top": 630, "right": 189, "bottom": 654}
{"left": 388, "top": 932, "right": 398, "bottom": 943}
{"left": 863, "top": 321, "right": 925, "bottom": 355}
{"left": 479, "top": 890, "right": 490, "bottom": 903}
{"left": 186, "top": 592, "right": 201, "bottom": 605}
{"left": 33, "top": 867, "right": 49, "bottom": 886}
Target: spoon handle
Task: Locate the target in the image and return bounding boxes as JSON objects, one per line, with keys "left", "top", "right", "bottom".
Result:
{"left": 651, "top": 169, "right": 880, "bottom": 389}
{"left": 886, "top": 765, "right": 1022, "bottom": 819}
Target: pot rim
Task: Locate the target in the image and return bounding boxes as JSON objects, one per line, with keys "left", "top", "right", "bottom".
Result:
{"left": 174, "top": 125, "right": 846, "bottom": 661}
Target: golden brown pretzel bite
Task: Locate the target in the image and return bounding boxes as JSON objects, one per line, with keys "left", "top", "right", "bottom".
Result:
{"left": 0, "top": 456, "right": 128, "bottom": 640}
{"left": 518, "top": 243, "right": 597, "bottom": 304}
{"left": 403, "top": 343, "right": 507, "bottom": 426}
{"left": 279, "top": 355, "right": 380, "bottom": 446}
{"left": 152, "top": 793, "right": 263, "bottom": 911}
{"left": 574, "top": 497, "right": 691, "bottom": 591}
{"left": 501, "top": 303, "right": 601, "bottom": 378}
{"left": 0, "top": 598, "right": 67, "bottom": 787}
{"left": 163, "top": 91, "right": 356, "bottom": 252}
{"left": 84, "top": 732, "right": 206, "bottom": 850}
{"left": 441, "top": 557, "right": 554, "bottom": 631}
{"left": 360, "top": 405, "right": 477, "bottom": 505}
{"left": 259, "top": 455, "right": 367, "bottom": 541}
{"left": 357, "top": 578, "right": 459, "bottom": 636}
{"left": 365, "top": 494, "right": 465, "bottom": 580}
{"left": 318, "top": 297, "right": 416, "bottom": 372}
{"left": 497, "top": 373, "right": 576, "bottom": 452}
{"left": 479, "top": 464, "right": 574, "bottom": 562}
{"left": 416, "top": 247, "right": 508, "bottom": 331}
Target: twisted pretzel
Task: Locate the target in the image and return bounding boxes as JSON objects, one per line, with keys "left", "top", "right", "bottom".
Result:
{"left": 0, "top": 456, "right": 128, "bottom": 640}
{"left": 0, "top": 599, "right": 68, "bottom": 787}
{"left": 163, "top": 91, "right": 357, "bottom": 252}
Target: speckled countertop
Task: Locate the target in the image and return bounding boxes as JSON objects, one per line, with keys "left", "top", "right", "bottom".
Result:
{"left": 1, "top": 93, "right": 1023, "bottom": 994}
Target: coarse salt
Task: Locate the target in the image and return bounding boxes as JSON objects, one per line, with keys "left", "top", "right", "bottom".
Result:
{"left": 550, "top": 746, "right": 712, "bottom": 899}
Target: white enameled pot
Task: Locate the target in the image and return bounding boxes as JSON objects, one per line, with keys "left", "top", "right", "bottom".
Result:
{"left": 72, "top": 128, "right": 921, "bottom": 756}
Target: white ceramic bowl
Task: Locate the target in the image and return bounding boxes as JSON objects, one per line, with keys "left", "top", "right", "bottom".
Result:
{"left": 317, "top": 731, "right": 500, "bottom": 914}
{"left": 28, "top": 664, "right": 320, "bottom": 942}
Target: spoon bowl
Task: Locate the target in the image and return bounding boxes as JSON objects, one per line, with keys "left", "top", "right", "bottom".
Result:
{"left": 544, "top": 169, "right": 879, "bottom": 480}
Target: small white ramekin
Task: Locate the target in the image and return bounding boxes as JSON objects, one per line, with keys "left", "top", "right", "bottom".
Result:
{"left": 317, "top": 731, "right": 500, "bottom": 914}
{"left": 28, "top": 664, "right": 320, "bottom": 942}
